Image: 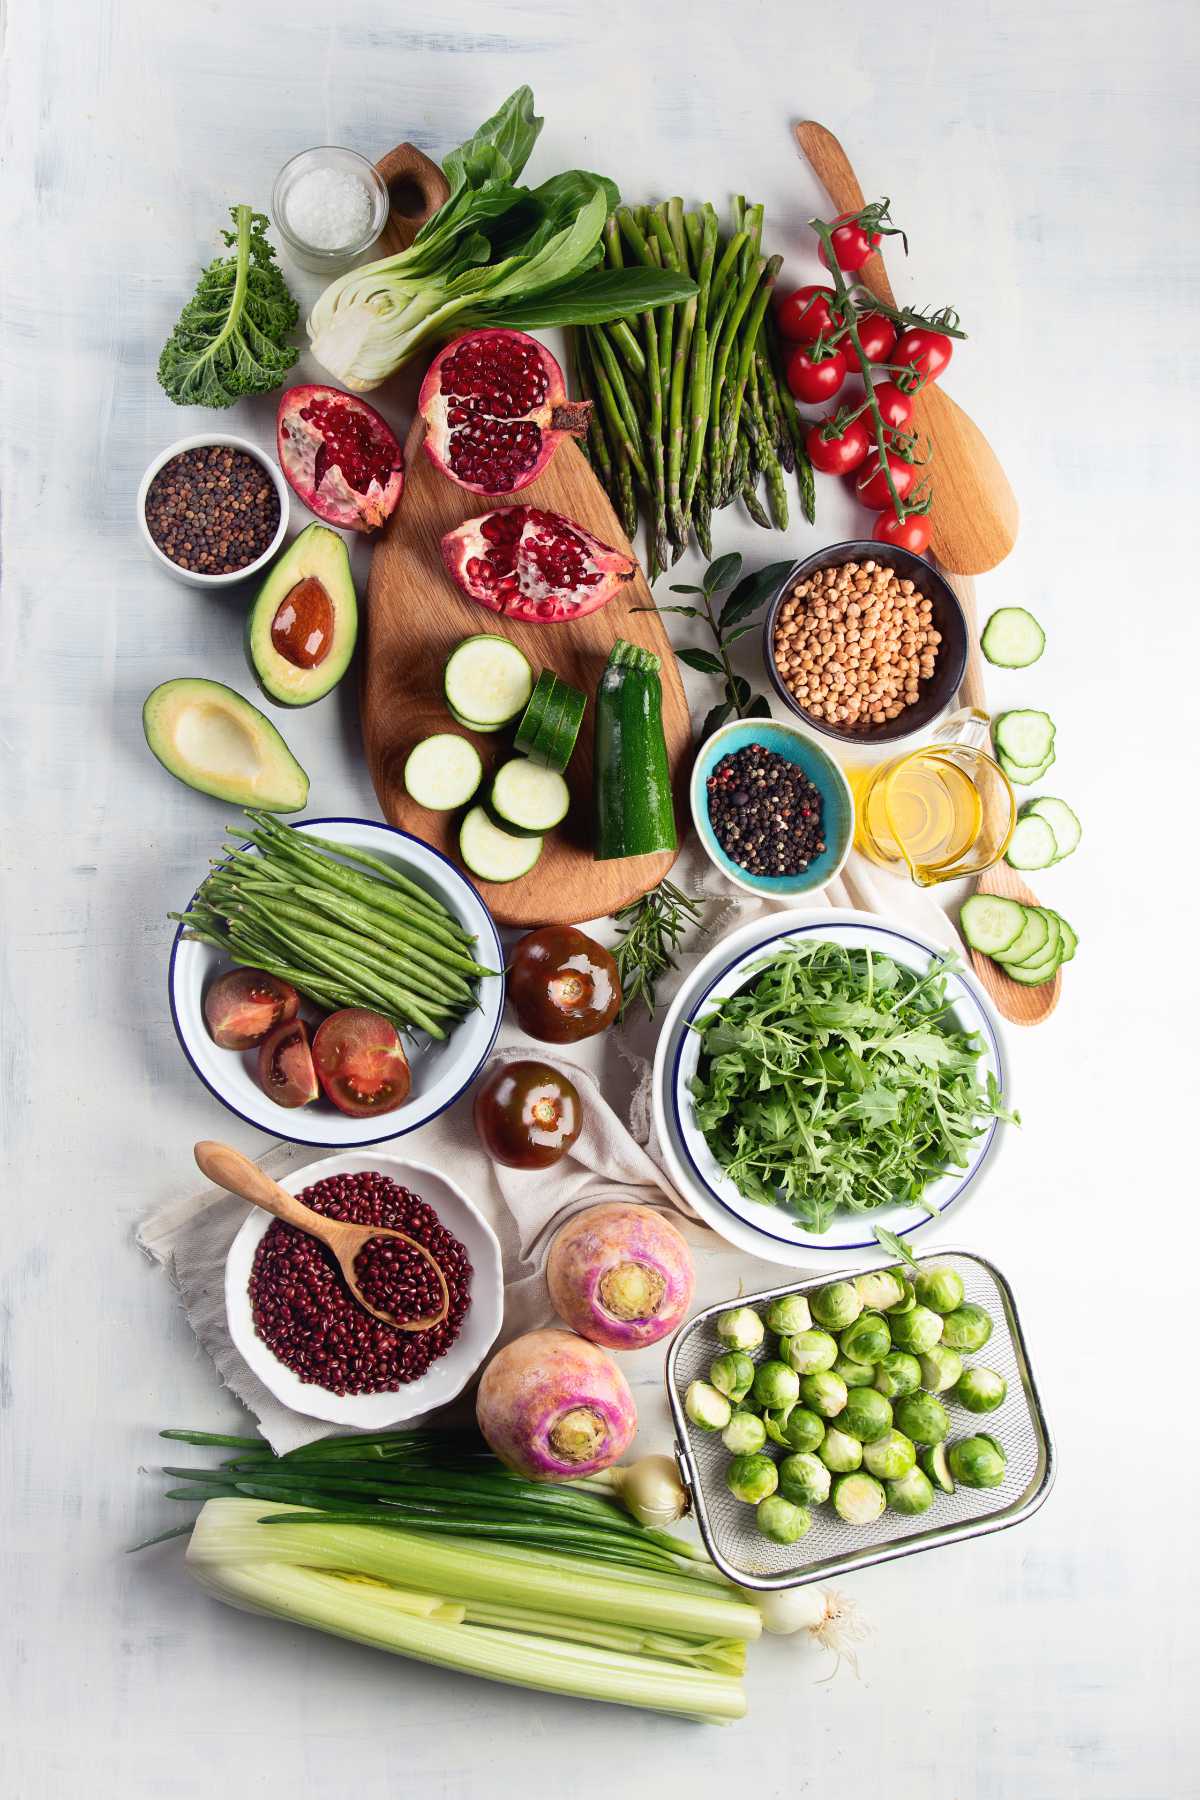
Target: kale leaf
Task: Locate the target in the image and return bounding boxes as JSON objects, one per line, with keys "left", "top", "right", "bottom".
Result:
{"left": 158, "top": 206, "right": 298, "bottom": 408}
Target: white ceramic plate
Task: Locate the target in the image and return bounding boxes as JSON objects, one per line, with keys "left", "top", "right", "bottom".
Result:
{"left": 224, "top": 1151, "right": 504, "bottom": 1426}
{"left": 652, "top": 908, "right": 1010, "bottom": 1265}
{"left": 169, "top": 817, "right": 504, "bottom": 1146}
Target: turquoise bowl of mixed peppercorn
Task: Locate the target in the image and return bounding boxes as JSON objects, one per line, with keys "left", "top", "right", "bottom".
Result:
{"left": 690, "top": 717, "right": 855, "bottom": 897}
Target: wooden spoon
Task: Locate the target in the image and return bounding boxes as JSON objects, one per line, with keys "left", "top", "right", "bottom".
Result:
{"left": 794, "top": 122, "right": 1019, "bottom": 577}
{"left": 947, "top": 574, "right": 1060, "bottom": 1025}
{"left": 195, "top": 1141, "right": 450, "bottom": 1331}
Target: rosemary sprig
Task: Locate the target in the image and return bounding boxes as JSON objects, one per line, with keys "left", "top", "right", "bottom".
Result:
{"left": 610, "top": 880, "right": 705, "bottom": 1021}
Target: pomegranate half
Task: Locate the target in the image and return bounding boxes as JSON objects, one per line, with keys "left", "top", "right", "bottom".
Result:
{"left": 440, "top": 507, "right": 636, "bottom": 624}
{"left": 276, "top": 385, "right": 404, "bottom": 533}
{"left": 418, "top": 328, "right": 591, "bottom": 496}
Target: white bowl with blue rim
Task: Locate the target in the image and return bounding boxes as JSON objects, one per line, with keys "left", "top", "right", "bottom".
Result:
{"left": 169, "top": 817, "right": 504, "bottom": 1148}
{"left": 652, "top": 908, "right": 1010, "bottom": 1264}
{"left": 689, "top": 717, "right": 854, "bottom": 898}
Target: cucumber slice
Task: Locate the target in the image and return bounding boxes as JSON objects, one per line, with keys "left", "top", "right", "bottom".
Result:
{"left": 1005, "top": 953, "right": 1062, "bottom": 987}
{"left": 459, "top": 806, "right": 543, "bottom": 883}
{"left": 981, "top": 607, "right": 1045, "bottom": 669}
{"left": 1029, "top": 797, "right": 1081, "bottom": 862}
{"left": 960, "top": 894, "right": 1027, "bottom": 957}
{"left": 513, "top": 670, "right": 557, "bottom": 757}
{"left": 993, "top": 906, "right": 1050, "bottom": 966}
{"left": 1051, "top": 911, "right": 1078, "bottom": 962}
{"left": 444, "top": 635, "right": 533, "bottom": 730}
{"left": 1012, "top": 909, "right": 1062, "bottom": 971}
{"left": 1005, "top": 815, "right": 1058, "bottom": 871}
{"left": 530, "top": 683, "right": 585, "bottom": 774}
{"left": 999, "top": 746, "right": 1056, "bottom": 786}
{"left": 403, "top": 734, "right": 483, "bottom": 812}
{"left": 488, "top": 758, "right": 570, "bottom": 836}
{"left": 993, "top": 710, "right": 1055, "bottom": 769}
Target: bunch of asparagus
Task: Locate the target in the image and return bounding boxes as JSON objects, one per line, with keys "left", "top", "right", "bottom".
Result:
{"left": 574, "top": 198, "right": 814, "bottom": 578}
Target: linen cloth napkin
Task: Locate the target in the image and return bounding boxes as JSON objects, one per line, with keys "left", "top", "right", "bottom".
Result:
{"left": 137, "top": 843, "right": 957, "bottom": 1453}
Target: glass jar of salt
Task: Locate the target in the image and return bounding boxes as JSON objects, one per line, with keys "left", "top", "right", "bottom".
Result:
{"left": 272, "top": 147, "right": 389, "bottom": 274}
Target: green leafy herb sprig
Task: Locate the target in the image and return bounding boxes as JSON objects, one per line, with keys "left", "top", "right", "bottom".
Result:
{"left": 649, "top": 553, "right": 793, "bottom": 740}
{"left": 158, "top": 206, "right": 299, "bottom": 408}
{"left": 611, "top": 880, "right": 705, "bottom": 1022}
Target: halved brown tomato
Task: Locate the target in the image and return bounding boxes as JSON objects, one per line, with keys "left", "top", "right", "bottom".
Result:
{"left": 205, "top": 968, "right": 300, "bottom": 1050}
{"left": 257, "top": 1018, "right": 319, "bottom": 1108}
{"left": 312, "top": 1008, "right": 412, "bottom": 1118}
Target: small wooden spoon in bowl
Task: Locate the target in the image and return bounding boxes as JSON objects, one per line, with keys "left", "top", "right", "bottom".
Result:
{"left": 194, "top": 1141, "right": 450, "bottom": 1331}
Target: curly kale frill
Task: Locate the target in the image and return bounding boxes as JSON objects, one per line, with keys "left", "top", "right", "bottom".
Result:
{"left": 158, "top": 206, "right": 299, "bottom": 408}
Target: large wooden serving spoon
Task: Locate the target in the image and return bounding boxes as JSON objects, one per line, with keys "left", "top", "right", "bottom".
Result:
{"left": 947, "top": 575, "right": 1060, "bottom": 1026}
{"left": 794, "top": 122, "right": 1019, "bottom": 577}
{"left": 195, "top": 1141, "right": 450, "bottom": 1331}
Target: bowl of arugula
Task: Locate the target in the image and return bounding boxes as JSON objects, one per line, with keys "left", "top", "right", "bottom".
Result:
{"left": 652, "top": 910, "right": 1015, "bottom": 1262}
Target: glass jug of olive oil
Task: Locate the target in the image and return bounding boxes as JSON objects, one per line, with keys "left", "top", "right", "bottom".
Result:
{"left": 848, "top": 709, "right": 1016, "bottom": 885}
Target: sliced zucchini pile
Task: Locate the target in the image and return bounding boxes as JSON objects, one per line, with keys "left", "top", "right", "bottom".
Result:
{"left": 1005, "top": 796, "right": 1081, "bottom": 871}
{"left": 444, "top": 635, "right": 534, "bottom": 732}
{"left": 981, "top": 607, "right": 1045, "bottom": 669}
{"left": 992, "top": 709, "right": 1056, "bottom": 785}
{"left": 960, "top": 893, "right": 1078, "bottom": 988}
{"left": 513, "top": 671, "right": 587, "bottom": 772}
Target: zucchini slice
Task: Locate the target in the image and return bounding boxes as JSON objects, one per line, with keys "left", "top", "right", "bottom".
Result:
{"left": 998, "top": 746, "right": 1056, "bottom": 786}
{"left": 993, "top": 710, "right": 1056, "bottom": 769}
{"left": 1005, "top": 815, "right": 1058, "bottom": 871}
{"left": 960, "top": 894, "right": 1026, "bottom": 957}
{"left": 459, "top": 806, "right": 543, "bottom": 883}
{"left": 993, "top": 906, "right": 1050, "bottom": 967}
{"left": 444, "top": 635, "right": 533, "bottom": 731}
{"left": 403, "top": 734, "right": 483, "bottom": 812}
{"left": 513, "top": 670, "right": 557, "bottom": 757}
{"left": 487, "top": 758, "right": 570, "bottom": 836}
{"left": 531, "top": 683, "right": 585, "bottom": 773}
{"left": 981, "top": 607, "right": 1045, "bottom": 669}
{"left": 1029, "top": 797, "right": 1081, "bottom": 862}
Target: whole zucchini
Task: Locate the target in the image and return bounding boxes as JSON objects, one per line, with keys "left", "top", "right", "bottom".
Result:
{"left": 593, "top": 638, "right": 678, "bottom": 861}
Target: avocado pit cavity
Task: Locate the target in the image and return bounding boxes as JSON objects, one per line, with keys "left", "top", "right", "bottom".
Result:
{"left": 597, "top": 1260, "right": 667, "bottom": 1323}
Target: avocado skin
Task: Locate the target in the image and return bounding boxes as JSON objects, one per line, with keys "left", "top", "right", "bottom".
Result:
{"left": 142, "top": 677, "right": 309, "bottom": 811}
{"left": 245, "top": 522, "right": 358, "bottom": 707}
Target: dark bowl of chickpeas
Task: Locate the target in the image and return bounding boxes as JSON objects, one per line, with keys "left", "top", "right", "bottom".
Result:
{"left": 763, "top": 543, "right": 968, "bottom": 746}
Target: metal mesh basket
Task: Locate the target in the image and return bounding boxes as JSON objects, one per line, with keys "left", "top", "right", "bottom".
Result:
{"left": 666, "top": 1248, "right": 1054, "bottom": 1589}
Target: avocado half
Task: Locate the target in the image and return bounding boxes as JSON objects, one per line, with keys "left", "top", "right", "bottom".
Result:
{"left": 143, "top": 678, "right": 309, "bottom": 811}
{"left": 246, "top": 523, "right": 358, "bottom": 707}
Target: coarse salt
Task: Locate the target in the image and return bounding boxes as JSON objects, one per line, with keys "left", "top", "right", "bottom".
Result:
{"left": 285, "top": 166, "right": 374, "bottom": 251}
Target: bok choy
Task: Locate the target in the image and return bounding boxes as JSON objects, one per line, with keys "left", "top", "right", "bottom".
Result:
{"left": 308, "top": 87, "right": 696, "bottom": 391}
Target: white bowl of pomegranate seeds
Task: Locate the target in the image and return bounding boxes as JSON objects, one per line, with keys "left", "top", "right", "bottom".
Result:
{"left": 225, "top": 1152, "right": 504, "bottom": 1425}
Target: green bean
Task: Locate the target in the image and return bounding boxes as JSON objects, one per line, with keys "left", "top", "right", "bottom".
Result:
{"left": 246, "top": 812, "right": 462, "bottom": 932}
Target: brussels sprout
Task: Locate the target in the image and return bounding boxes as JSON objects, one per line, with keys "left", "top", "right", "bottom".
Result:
{"left": 709, "top": 1350, "right": 755, "bottom": 1403}
{"left": 913, "top": 1265, "right": 965, "bottom": 1314}
{"left": 886, "top": 1466, "right": 935, "bottom": 1515}
{"left": 832, "top": 1471, "right": 887, "bottom": 1524}
{"left": 920, "top": 1442, "right": 954, "bottom": 1493}
{"left": 889, "top": 1274, "right": 917, "bottom": 1314}
{"left": 685, "top": 1380, "right": 732, "bottom": 1431}
{"left": 722, "top": 1408, "right": 767, "bottom": 1454}
{"left": 839, "top": 1387, "right": 893, "bottom": 1444}
{"left": 781, "top": 1329, "right": 838, "bottom": 1375}
{"left": 948, "top": 1435, "right": 1006, "bottom": 1488}
{"left": 854, "top": 1267, "right": 905, "bottom": 1312}
{"left": 799, "top": 1370, "right": 849, "bottom": 1418}
{"left": 873, "top": 1351, "right": 922, "bottom": 1399}
{"left": 861, "top": 1428, "right": 917, "bottom": 1480}
{"left": 809, "top": 1281, "right": 863, "bottom": 1332}
{"left": 778, "top": 1450, "right": 832, "bottom": 1506}
{"left": 834, "top": 1354, "right": 879, "bottom": 1389}
{"left": 894, "top": 1391, "right": 950, "bottom": 1445}
{"left": 918, "top": 1345, "right": 964, "bottom": 1393}
{"left": 756, "top": 1495, "right": 812, "bottom": 1545}
{"left": 715, "top": 1306, "right": 765, "bottom": 1352}
{"left": 940, "top": 1303, "right": 994, "bottom": 1352}
{"left": 888, "top": 1304, "right": 944, "bottom": 1355}
{"left": 817, "top": 1427, "right": 863, "bottom": 1473}
{"left": 839, "top": 1311, "right": 891, "bottom": 1365}
{"left": 952, "top": 1366, "right": 1007, "bottom": 1414}
{"left": 752, "top": 1358, "right": 801, "bottom": 1410}
{"left": 765, "top": 1405, "right": 826, "bottom": 1453}
{"left": 726, "top": 1451, "right": 779, "bottom": 1504}
{"left": 764, "top": 1292, "right": 812, "bottom": 1336}
{"left": 976, "top": 1432, "right": 1007, "bottom": 1464}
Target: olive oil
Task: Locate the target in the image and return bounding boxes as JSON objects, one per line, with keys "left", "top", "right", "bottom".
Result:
{"left": 849, "top": 717, "right": 1017, "bottom": 884}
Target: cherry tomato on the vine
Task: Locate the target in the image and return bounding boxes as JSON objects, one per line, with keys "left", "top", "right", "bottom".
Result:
{"left": 892, "top": 328, "right": 953, "bottom": 387}
{"left": 775, "top": 284, "right": 844, "bottom": 344}
{"left": 872, "top": 510, "right": 932, "bottom": 555}
{"left": 872, "top": 381, "right": 915, "bottom": 431}
{"left": 855, "top": 450, "right": 917, "bottom": 512}
{"left": 845, "top": 313, "right": 896, "bottom": 367}
{"left": 806, "top": 416, "right": 871, "bottom": 476}
{"left": 786, "top": 344, "right": 847, "bottom": 405}
{"left": 818, "top": 213, "right": 882, "bottom": 273}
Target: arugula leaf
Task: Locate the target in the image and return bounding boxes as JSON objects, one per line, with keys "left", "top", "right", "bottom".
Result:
{"left": 158, "top": 206, "right": 298, "bottom": 408}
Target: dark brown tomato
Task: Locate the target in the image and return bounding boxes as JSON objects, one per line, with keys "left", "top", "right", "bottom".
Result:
{"left": 473, "top": 1060, "right": 582, "bottom": 1169}
{"left": 312, "top": 1008, "right": 412, "bottom": 1118}
{"left": 507, "top": 926, "right": 621, "bottom": 1043}
{"left": 205, "top": 968, "right": 300, "bottom": 1050}
{"left": 257, "top": 1018, "right": 319, "bottom": 1108}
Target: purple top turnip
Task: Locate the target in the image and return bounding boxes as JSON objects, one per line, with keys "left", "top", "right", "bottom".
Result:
{"left": 546, "top": 1203, "right": 695, "bottom": 1351}
{"left": 475, "top": 1327, "right": 637, "bottom": 1480}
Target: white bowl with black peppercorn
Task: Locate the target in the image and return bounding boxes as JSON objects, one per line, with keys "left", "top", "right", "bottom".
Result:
{"left": 137, "top": 433, "right": 290, "bottom": 588}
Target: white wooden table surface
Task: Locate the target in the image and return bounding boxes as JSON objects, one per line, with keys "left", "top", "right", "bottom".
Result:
{"left": 3, "top": 1, "right": 1198, "bottom": 1793}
